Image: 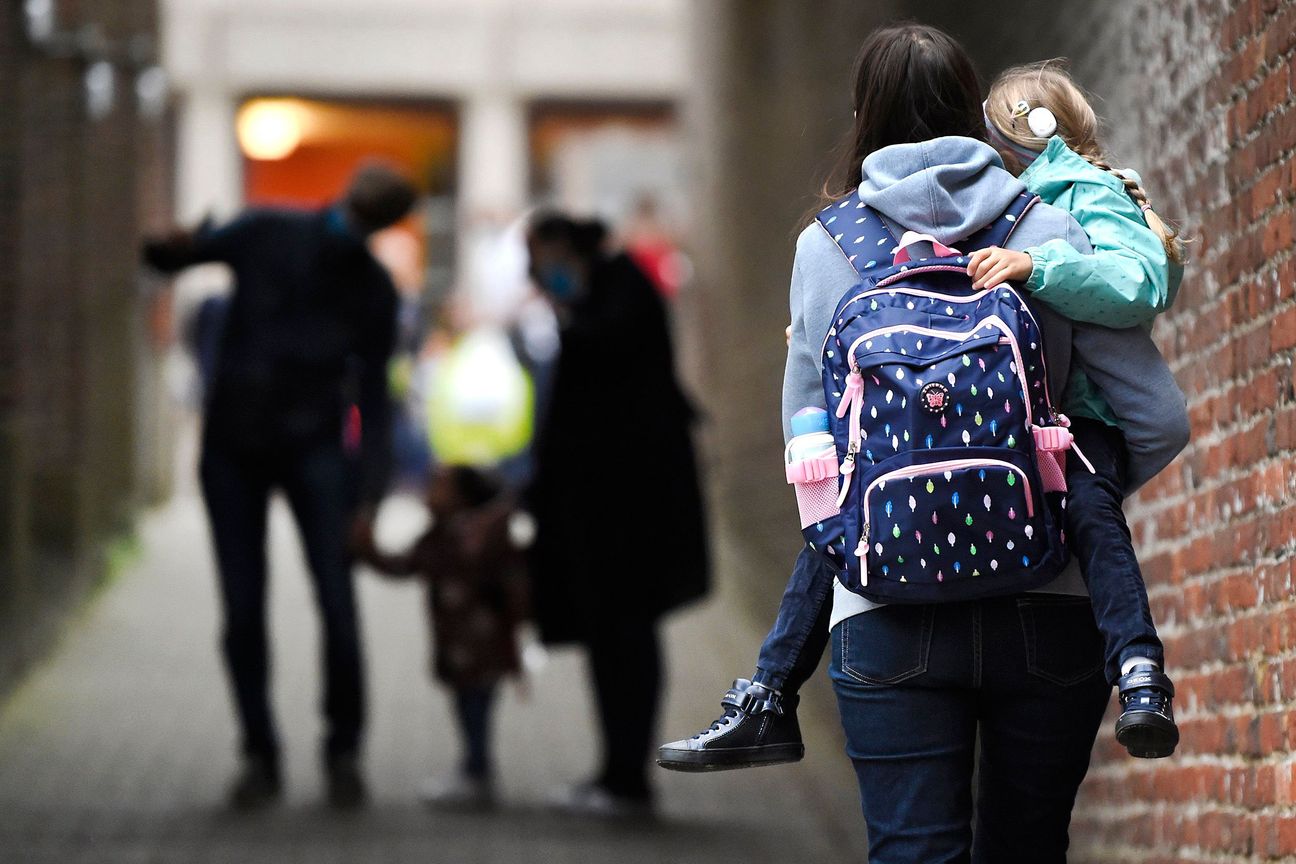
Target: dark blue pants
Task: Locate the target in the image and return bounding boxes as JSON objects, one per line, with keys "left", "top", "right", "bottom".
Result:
{"left": 830, "top": 597, "right": 1110, "bottom": 864}
{"left": 753, "top": 544, "right": 835, "bottom": 692}
{"left": 200, "top": 437, "right": 365, "bottom": 761}
{"left": 1066, "top": 418, "right": 1164, "bottom": 683}
{"left": 453, "top": 685, "right": 497, "bottom": 778}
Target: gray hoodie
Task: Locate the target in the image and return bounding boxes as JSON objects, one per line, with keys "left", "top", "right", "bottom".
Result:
{"left": 781, "top": 137, "right": 1190, "bottom": 624}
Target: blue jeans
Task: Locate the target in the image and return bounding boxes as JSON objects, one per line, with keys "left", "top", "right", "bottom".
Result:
{"left": 1066, "top": 418, "right": 1164, "bottom": 683}
{"left": 752, "top": 544, "right": 836, "bottom": 692}
{"left": 830, "top": 597, "right": 1110, "bottom": 864}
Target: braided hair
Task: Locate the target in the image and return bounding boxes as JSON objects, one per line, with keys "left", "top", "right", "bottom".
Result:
{"left": 985, "top": 60, "right": 1185, "bottom": 265}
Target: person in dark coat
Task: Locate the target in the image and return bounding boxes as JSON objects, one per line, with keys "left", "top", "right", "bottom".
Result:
{"left": 524, "top": 212, "right": 709, "bottom": 814}
{"left": 141, "top": 164, "right": 416, "bottom": 810}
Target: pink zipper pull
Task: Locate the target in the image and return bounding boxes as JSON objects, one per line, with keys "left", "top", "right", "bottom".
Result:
{"left": 855, "top": 533, "right": 870, "bottom": 586}
{"left": 1070, "top": 439, "right": 1097, "bottom": 475}
{"left": 836, "top": 370, "right": 864, "bottom": 418}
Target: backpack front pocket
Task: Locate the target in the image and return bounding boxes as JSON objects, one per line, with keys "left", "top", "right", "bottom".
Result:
{"left": 854, "top": 450, "right": 1052, "bottom": 593}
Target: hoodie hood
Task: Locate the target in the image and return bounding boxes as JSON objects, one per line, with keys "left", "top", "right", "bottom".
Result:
{"left": 858, "top": 136, "right": 1027, "bottom": 245}
{"left": 1018, "top": 135, "right": 1139, "bottom": 205}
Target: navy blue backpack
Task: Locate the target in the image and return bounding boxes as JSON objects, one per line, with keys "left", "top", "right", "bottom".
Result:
{"left": 805, "top": 190, "right": 1073, "bottom": 604}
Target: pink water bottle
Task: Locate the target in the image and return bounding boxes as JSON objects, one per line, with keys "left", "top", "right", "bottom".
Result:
{"left": 785, "top": 407, "right": 840, "bottom": 528}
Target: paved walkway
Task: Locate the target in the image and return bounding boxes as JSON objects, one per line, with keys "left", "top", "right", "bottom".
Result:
{"left": 0, "top": 492, "right": 865, "bottom": 863}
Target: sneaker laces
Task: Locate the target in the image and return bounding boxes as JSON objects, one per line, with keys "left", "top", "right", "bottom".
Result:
{"left": 694, "top": 708, "right": 740, "bottom": 739}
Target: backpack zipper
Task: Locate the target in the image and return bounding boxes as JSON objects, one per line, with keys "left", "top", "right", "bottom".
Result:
{"left": 843, "top": 316, "right": 1033, "bottom": 427}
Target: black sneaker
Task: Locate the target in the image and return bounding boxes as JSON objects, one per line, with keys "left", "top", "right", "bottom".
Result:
{"left": 228, "top": 753, "right": 282, "bottom": 810}
{"left": 657, "top": 679, "right": 804, "bottom": 772}
{"left": 326, "top": 753, "right": 369, "bottom": 809}
{"left": 1114, "top": 664, "right": 1179, "bottom": 758}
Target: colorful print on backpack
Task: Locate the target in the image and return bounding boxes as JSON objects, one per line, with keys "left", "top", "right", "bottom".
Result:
{"left": 811, "top": 190, "right": 1070, "bottom": 604}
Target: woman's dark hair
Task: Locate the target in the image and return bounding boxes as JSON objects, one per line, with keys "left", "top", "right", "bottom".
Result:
{"left": 446, "top": 466, "right": 502, "bottom": 509}
{"left": 823, "top": 23, "right": 985, "bottom": 199}
{"left": 527, "top": 211, "right": 609, "bottom": 261}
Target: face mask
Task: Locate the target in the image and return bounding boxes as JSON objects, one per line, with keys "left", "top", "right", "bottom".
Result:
{"left": 538, "top": 263, "right": 581, "bottom": 301}
{"left": 326, "top": 206, "right": 364, "bottom": 242}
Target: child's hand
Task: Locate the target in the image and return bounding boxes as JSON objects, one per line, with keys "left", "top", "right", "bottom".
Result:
{"left": 967, "top": 247, "right": 1033, "bottom": 289}
{"left": 785, "top": 324, "right": 793, "bottom": 347}
{"left": 348, "top": 510, "right": 376, "bottom": 558}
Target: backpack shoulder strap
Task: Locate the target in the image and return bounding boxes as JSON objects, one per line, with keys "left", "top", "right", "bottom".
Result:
{"left": 814, "top": 189, "right": 899, "bottom": 280}
{"left": 959, "top": 191, "right": 1039, "bottom": 252}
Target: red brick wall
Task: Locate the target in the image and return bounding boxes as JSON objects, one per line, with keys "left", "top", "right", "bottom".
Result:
{"left": 964, "top": 1, "right": 1296, "bottom": 860}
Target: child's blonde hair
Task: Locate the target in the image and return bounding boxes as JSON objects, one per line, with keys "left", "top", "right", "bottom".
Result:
{"left": 985, "top": 60, "right": 1185, "bottom": 265}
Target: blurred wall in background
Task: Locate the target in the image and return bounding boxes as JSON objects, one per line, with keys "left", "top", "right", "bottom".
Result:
{"left": 691, "top": 1, "right": 1296, "bottom": 861}
{"left": 0, "top": 0, "right": 174, "bottom": 693}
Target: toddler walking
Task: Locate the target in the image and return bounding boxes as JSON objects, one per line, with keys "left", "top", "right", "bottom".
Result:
{"left": 357, "top": 466, "right": 528, "bottom": 806}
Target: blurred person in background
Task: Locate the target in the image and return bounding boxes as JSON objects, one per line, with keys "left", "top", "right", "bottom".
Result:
{"left": 622, "top": 193, "right": 689, "bottom": 302}
{"left": 142, "top": 163, "right": 416, "bottom": 810}
{"left": 181, "top": 292, "right": 230, "bottom": 401}
{"left": 371, "top": 227, "right": 434, "bottom": 491}
{"left": 354, "top": 465, "right": 528, "bottom": 810}
{"left": 524, "top": 212, "right": 709, "bottom": 816}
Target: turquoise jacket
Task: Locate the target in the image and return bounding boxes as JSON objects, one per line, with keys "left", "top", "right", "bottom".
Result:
{"left": 1018, "top": 136, "right": 1183, "bottom": 425}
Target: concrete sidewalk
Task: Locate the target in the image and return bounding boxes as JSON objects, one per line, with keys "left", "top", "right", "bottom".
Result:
{"left": 0, "top": 493, "right": 865, "bottom": 863}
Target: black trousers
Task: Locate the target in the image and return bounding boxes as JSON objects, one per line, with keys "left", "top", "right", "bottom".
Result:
{"left": 453, "top": 685, "right": 497, "bottom": 779}
{"left": 199, "top": 435, "right": 365, "bottom": 761}
{"left": 585, "top": 618, "right": 661, "bottom": 799}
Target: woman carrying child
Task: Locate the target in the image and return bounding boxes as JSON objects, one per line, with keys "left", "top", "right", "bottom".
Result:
{"left": 659, "top": 23, "right": 1190, "bottom": 863}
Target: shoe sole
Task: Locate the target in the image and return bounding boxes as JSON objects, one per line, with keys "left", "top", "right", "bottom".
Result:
{"left": 655, "top": 743, "right": 805, "bottom": 772}
{"left": 1115, "top": 714, "right": 1179, "bottom": 759}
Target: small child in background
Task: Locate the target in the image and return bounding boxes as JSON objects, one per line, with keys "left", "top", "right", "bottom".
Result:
{"left": 356, "top": 466, "right": 528, "bottom": 808}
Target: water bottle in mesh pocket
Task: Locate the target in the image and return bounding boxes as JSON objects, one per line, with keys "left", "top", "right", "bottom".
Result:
{"left": 787, "top": 407, "right": 845, "bottom": 565}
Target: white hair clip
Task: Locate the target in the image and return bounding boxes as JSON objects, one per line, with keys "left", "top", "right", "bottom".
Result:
{"left": 1027, "top": 106, "right": 1058, "bottom": 138}
{"left": 1011, "top": 99, "right": 1058, "bottom": 139}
